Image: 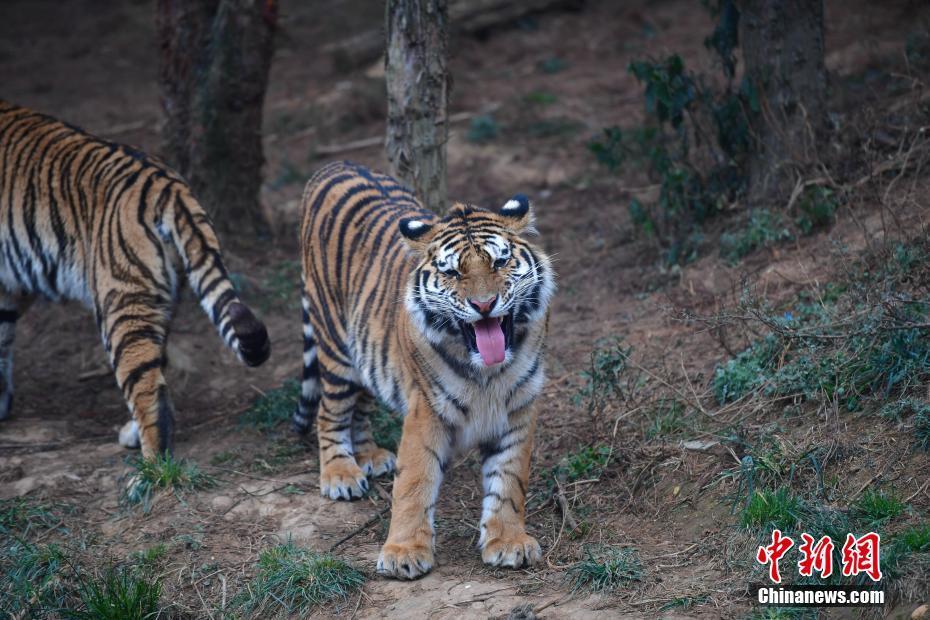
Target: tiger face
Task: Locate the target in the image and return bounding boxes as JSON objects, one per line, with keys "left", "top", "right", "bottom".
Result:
{"left": 400, "top": 196, "right": 555, "bottom": 368}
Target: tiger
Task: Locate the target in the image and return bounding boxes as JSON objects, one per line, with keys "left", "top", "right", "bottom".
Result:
{"left": 292, "top": 161, "right": 555, "bottom": 579}
{"left": 0, "top": 100, "right": 270, "bottom": 459}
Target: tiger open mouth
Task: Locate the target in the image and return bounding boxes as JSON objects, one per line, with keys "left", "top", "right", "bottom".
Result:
{"left": 460, "top": 312, "right": 515, "bottom": 366}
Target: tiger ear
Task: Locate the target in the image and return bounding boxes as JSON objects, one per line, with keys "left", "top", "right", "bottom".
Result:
{"left": 498, "top": 194, "right": 537, "bottom": 235}
{"left": 398, "top": 218, "right": 437, "bottom": 252}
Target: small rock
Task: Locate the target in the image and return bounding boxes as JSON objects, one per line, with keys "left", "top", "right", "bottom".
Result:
{"left": 912, "top": 603, "right": 928, "bottom": 619}
{"left": 211, "top": 495, "right": 233, "bottom": 511}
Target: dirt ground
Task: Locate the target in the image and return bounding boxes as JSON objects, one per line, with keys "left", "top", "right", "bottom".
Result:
{"left": 1, "top": 1, "right": 929, "bottom": 618}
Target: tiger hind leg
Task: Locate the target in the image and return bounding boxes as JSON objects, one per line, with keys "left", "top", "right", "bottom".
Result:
{"left": 353, "top": 392, "right": 397, "bottom": 478}
{"left": 100, "top": 288, "right": 176, "bottom": 460}
{"left": 0, "top": 293, "right": 31, "bottom": 420}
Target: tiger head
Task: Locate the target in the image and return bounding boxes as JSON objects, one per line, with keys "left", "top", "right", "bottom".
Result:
{"left": 399, "top": 196, "right": 555, "bottom": 368}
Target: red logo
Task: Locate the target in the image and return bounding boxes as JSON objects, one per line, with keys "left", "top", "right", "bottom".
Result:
{"left": 756, "top": 529, "right": 794, "bottom": 583}
{"left": 798, "top": 533, "right": 834, "bottom": 578}
{"left": 841, "top": 532, "right": 882, "bottom": 582}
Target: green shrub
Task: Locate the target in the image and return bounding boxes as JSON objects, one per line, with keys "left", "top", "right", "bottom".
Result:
{"left": 467, "top": 115, "right": 499, "bottom": 143}
{"left": 554, "top": 444, "right": 613, "bottom": 482}
{"left": 720, "top": 209, "right": 793, "bottom": 264}
{"left": 574, "top": 339, "right": 632, "bottom": 413}
{"left": 795, "top": 186, "right": 838, "bottom": 235}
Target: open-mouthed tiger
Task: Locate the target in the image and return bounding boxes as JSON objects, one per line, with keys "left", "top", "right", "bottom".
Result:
{"left": 0, "top": 101, "right": 270, "bottom": 459}
{"left": 293, "top": 161, "right": 554, "bottom": 579}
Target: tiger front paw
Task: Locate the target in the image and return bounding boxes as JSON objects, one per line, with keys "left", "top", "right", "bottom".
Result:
{"left": 481, "top": 532, "right": 542, "bottom": 569}
{"left": 376, "top": 540, "right": 434, "bottom": 580}
{"left": 355, "top": 446, "right": 396, "bottom": 478}
{"left": 319, "top": 459, "right": 368, "bottom": 500}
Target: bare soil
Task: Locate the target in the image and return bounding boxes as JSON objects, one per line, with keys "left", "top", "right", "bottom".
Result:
{"left": 1, "top": 1, "right": 928, "bottom": 618}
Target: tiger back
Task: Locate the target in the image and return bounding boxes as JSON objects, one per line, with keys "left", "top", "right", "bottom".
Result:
{"left": 294, "top": 161, "right": 554, "bottom": 579}
{"left": 0, "top": 100, "right": 270, "bottom": 458}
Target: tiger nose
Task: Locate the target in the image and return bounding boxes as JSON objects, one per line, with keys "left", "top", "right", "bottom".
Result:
{"left": 468, "top": 295, "right": 498, "bottom": 315}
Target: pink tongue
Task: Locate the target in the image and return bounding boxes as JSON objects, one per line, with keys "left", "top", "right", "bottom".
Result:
{"left": 474, "top": 317, "right": 506, "bottom": 366}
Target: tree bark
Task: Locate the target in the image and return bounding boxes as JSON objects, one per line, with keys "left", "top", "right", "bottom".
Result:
{"left": 157, "top": 0, "right": 276, "bottom": 237}
{"left": 385, "top": 0, "right": 449, "bottom": 214}
{"left": 739, "top": 0, "right": 827, "bottom": 205}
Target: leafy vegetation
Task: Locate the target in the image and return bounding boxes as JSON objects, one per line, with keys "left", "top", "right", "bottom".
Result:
{"left": 241, "top": 380, "right": 300, "bottom": 431}
{"left": 645, "top": 399, "right": 688, "bottom": 439}
{"left": 122, "top": 454, "right": 215, "bottom": 509}
{"left": 235, "top": 541, "right": 365, "bottom": 616}
{"left": 720, "top": 209, "right": 792, "bottom": 264}
{"left": 553, "top": 444, "right": 613, "bottom": 483}
{"left": 370, "top": 402, "right": 403, "bottom": 452}
{"left": 467, "top": 114, "right": 499, "bottom": 143}
{"left": 574, "top": 338, "right": 633, "bottom": 413}
{"left": 567, "top": 545, "right": 644, "bottom": 592}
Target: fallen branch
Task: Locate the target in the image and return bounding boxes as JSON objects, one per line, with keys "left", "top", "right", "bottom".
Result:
{"left": 329, "top": 505, "right": 391, "bottom": 551}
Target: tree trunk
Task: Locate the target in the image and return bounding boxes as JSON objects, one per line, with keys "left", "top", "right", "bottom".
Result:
{"left": 385, "top": 0, "right": 449, "bottom": 214}
{"left": 157, "top": 0, "right": 276, "bottom": 237}
{"left": 740, "top": 0, "right": 826, "bottom": 205}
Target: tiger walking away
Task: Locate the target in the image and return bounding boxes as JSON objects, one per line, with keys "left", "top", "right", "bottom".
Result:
{"left": 0, "top": 101, "right": 270, "bottom": 459}
{"left": 294, "top": 161, "right": 555, "bottom": 579}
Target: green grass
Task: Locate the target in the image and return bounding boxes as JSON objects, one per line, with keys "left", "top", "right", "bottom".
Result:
{"left": 659, "top": 596, "right": 709, "bottom": 611}
{"left": 2, "top": 541, "right": 71, "bottom": 617}
{"left": 131, "top": 544, "right": 168, "bottom": 571}
{"left": 895, "top": 523, "right": 930, "bottom": 553}
{"left": 122, "top": 454, "right": 215, "bottom": 509}
{"left": 0, "top": 497, "right": 65, "bottom": 538}
{"left": 645, "top": 400, "right": 688, "bottom": 439}
{"left": 249, "top": 439, "right": 304, "bottom": 474}
{"left": 68, "top": 566, "right": 162, "bottom": 620}
{"left": 741, "top": 489, "right": 803, "bottom": 531}
{"left": 235, "top": 541, "right": 365, "bottom": 616}
{"left": 240, "top": 380, "right": 300, "bottom": 431}
{"left": 554, "top": 444, "right": 612, "bottom": 483}
{"left": 567, "top": 545, "right": 643, "bottom": 592}
{"left": 854, "top": 489, "right": 905, "bottom": 526}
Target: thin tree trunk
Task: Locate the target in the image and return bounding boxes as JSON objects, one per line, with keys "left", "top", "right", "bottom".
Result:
{"left": 385, "top": 0, "right": 449, "bottom": 214}
{"left": 740, "top": 0, "right": 826, "bottom": 205}
{"left": 157, "top": 0, "right": 276, "bottom": 237}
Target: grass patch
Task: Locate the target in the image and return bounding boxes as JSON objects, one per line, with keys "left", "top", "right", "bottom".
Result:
{"left": 554, "top": 444, "right": 612, "bottom": 483}
{"left": 467, "top": 114, "right": 499, "bottom": 143}
{"left": 249, "top": 439, "right": 304, "bottom": 474}
{"left": 645, "top": 399, "right": 688, "bottom": 439}
{"left": 69, "top": 566, "right": 162, "bottom": 620}
{"left": 241, "top": 380, "right": 300, "bottom": 431}
{"left": 567, "top": 545, "right": 643, "bottom": 592}
{"left": 0, "top": 497, "right": 66, "bottom": 538}
{"left": 2, "top": 541, "right": 71, "bottom": 617}
{"left": 720, "top": 209, "right": 792, "bottom": 264}
{"left": 853, "top": 489, "right": 905, "bottom": 526}
{"left": 741, "top": 489, "right": 803, "bottom": 531}
{"left": 131, "top": 543, "right": 169, "bottom": 571}
{"left": 574, "top": 338, "right": 633, "bottom": 413}
{"left": 895, "top": 523, "right": 930, "bottom": 553}
{"left": 122, "top": 454, "right": 215, "bottom": 510}
{"left": 258, "top": 260, "right": 301, "bottom": 312}
{"left": 235, "top": 541, "right": 365, "bottom": 616}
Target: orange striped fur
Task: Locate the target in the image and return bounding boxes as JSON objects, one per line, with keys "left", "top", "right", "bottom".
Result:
{"left": 295, "top": 161, "right": 554, "bottom": 579}
{"left": 0, "top": 101, "right": 270, "bottom": 459}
